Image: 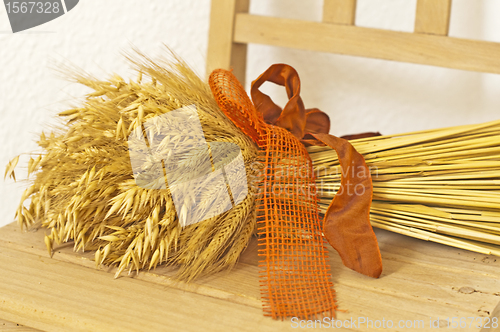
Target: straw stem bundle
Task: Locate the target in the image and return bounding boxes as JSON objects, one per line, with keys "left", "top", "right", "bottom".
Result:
{"left": 308, "top": 120, "right": 500, "bottom": 256}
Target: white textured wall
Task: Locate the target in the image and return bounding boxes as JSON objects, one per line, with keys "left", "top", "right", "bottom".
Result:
{"left": 1, "top": 0, "right": 499, "bottom": 227}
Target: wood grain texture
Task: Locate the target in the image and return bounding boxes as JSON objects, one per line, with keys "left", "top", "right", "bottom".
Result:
{"left": 0, "top": 319, "right": 40, "bottom": 331}
{"left": 415, "top": 0, "right": 452, "bottom": 36}
{"left": 206, "top": 0, "right": 249, "bottom": 84}
{"left": 0, "top": 222, "right": 499, "bottom": 331}
{"left": 233, "top": 13, "right": 500, "bottom": 75}
{"left": 323, "top": 0, "right": 357, "bottom": 25}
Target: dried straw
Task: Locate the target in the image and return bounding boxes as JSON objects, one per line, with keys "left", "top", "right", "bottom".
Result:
{"left": 308, "top": 120, "right": 500, "bottom": 256}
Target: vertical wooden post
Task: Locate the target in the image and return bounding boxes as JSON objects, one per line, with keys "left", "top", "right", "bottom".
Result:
{"left": 206, "top": 0, "right": 249, "bottom": 84}
{"left": 480, "top": 300, "right": 500, "bottom": 332}
{"left": 323, "top": 0, "right": 357, "bottom": 25}
{"left": 414, "top": 0, "right": 452, "bottom": 36}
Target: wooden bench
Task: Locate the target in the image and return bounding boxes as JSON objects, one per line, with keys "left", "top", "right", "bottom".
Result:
{"left": 1, "top": 0, "right": 500, "bottom": 330}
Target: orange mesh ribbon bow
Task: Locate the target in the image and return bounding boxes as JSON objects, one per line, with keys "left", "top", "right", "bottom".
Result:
{"left": 209, "top": 64, "right": 382, "bottom": 320}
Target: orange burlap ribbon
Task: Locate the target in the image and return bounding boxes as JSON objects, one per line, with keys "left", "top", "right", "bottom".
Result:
{"left": 209, "top": 64, "right": 382, "bottom": 320}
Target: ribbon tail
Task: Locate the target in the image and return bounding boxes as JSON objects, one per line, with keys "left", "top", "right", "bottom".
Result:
{"left": 311, "top": 133, "right": 383, "bottom": 278}
{"left": 259, "top": 127, "right": 336, "bottom": 319}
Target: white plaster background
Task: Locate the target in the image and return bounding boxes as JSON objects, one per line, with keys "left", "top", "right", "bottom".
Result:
{"left": 1, "top": 0, "right": 499, "bottom": 227}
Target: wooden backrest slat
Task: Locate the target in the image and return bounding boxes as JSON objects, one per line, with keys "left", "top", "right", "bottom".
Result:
{"left": 234, "top": 14, "right": 500, "bottom": 75}
{"left": 206, "top": 0, "right": 249, "bottom": 83}
{"left": 323, "top": 0, "right": 357, "bottom": 25}
{"left": 415, "top": 0, "right": 452, "bottom": 36}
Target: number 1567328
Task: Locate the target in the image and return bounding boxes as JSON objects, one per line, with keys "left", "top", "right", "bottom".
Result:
{"left": 5, "top": 2, "right": 61, "bottom": 14}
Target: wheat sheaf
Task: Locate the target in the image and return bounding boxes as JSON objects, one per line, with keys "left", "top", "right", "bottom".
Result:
{"left": 6, "top": 51, "right": 259, "bottom": 280}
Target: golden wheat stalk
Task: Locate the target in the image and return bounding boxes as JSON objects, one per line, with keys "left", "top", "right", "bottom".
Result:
{"left": 6, "top": 50, "right": 259, "bottom": 280}
{"left": 308, "top": 119, "right": 500, "bottom": 256}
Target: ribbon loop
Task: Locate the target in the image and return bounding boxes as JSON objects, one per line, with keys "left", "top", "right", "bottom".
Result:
{"left": 251, "top": 64, "right": 330, "bottom": 140}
